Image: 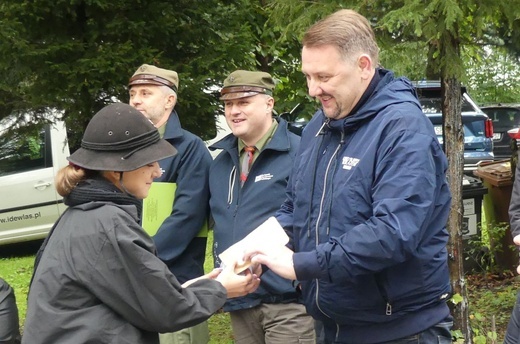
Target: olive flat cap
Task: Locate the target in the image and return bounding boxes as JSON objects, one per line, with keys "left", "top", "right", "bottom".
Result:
{"left": 220, "top": 70, "right": 275, "bottom": 100}
{"left": 128, "top": 64, "right": 179, "bottom": 93}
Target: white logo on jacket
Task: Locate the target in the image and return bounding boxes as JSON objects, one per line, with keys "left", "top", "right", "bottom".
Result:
{"left": 342, "top": 157, "right": 360, "bottom": 170}
{"left": 255, "top": 173, "right": 273, "bottom": 182}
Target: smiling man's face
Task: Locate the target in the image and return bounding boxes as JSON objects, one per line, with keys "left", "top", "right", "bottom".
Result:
{"left": 302, "top": 44, "right": 370, "bottom": 120}
{"left": 223, "top": 94, "right": 274, "bottom": 146}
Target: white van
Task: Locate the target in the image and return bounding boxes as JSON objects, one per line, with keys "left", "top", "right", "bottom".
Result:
{"left": 0, "top": 112, "right": 230, "bottom": 246}
{"left": 0, "top": 117, "right": 69, "bottom": 245}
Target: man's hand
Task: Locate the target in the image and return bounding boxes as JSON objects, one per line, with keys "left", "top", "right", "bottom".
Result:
{"left": 514, "top": 234, "right": 520, "bottom": 275}
{"left": 245, "top": 245, "right": 297, "bottom": 280}
{"left": 250, "top": 263, "right": 262, "bottom": 277}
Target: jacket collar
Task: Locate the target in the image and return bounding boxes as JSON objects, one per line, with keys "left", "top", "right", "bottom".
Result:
{"left": 209, "top": 117, "right": 292, "bottom": 153}
{"left": 325, "top": 69, "right": 419, "bottom": 132}
{"left": 65, "top": 178, "right": 142, "bottom": 221}
{"left": 162, "top": 110, "right": 184, "bottom": 140}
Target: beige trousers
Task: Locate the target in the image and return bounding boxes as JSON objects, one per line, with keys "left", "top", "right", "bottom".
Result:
{"left": 230, "top": 303, "right": 315, "bottom": 344}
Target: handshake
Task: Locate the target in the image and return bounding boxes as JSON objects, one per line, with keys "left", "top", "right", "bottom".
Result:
{"left": 219, "top": 217, "right": 290, "bottom": 274}
{"left": 182, "top": 217, "right": 297, "bottom": 298}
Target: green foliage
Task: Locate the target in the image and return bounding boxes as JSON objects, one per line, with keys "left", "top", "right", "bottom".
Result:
{"left": 452, "top": 328, "right": 465, "bottom": 343}
{"left": 269, "top": 0, "right": 520, "bottom": 84}
{"left": 450, "top": 292, "right": 464, "bottom": 305}
{"left": 0, "top": 0, "right": 261, "bottom": 149}
{"left": 0, "top": 0, "right": 324, "bottom": 149}
{"left": 467, "top": 47, "right": 520, "bottom": 104}
{"left": 466, "top": 222, "right": 509, "bottom": 273}
{"left": 1, "top": 0, "right": 519, "bottom": 147}
{"left": 468, "top": 282, "right": 519, "bottom": 343}
{"left": 204, "top": 231, "right": 233, "bottom": 343}
{"left": 0, "top": 252, "right": 37, "bottom": 332}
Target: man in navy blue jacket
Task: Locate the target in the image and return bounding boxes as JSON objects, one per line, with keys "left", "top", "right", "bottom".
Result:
{"left": 209, "top": 70, "right": 315, "bottom": 344}
{"left": 128, "top": 64, "right": 212, "bottom": 344}
{"left": 249, "top": 9, "right": 453, "bottom": 344}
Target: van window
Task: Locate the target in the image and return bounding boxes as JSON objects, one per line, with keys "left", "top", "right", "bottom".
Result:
{"left": 0, "top": 126, "right": 52, "bottom": 177}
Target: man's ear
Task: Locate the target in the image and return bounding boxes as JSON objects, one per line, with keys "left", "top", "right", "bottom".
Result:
{"left": 266, "top": 96, "right": 275, "bottom": 112}
{"left": 358, "top": 54, "right": 373, "bottom": 79}
{"left": 166, "top": 93, "right": 177, "bottom": 110}
{"left": 358, "top": 54, "right": 373, "bottom": 72}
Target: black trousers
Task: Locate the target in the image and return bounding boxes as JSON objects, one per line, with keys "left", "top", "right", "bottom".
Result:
{"left": 0, "top": 278, "right": 21, "bottom": 344}
{"left": 505, "top": 290, "right": 520, "bottom": 344}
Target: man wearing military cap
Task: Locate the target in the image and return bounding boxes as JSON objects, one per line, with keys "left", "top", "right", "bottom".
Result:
{"left": 128, "top": 64, "right": 212, "bottom": 344}
{"left": 208, "top": 70, "right": 315, "bottom": 343}
{"left": 219, "top": 70, "right": 275, "bottom": 100}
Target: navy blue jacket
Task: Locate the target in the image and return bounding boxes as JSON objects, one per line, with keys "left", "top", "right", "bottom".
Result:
{"left": 209, "top": 118, "right": 301, "bottom": 312}
{"left": 152, "top": 111, "right": 212, "bottom": 283}
{"left": 277, "top": 70, "right": 452, "bottom": 343}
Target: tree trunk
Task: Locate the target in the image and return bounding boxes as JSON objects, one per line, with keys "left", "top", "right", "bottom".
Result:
{"left": 441, "top": 34, "right": 472, "bottom": 340}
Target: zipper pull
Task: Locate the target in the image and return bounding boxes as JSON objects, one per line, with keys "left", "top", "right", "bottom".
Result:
{"left": 386, "top": 303, "right": 392, "bottom": 315}
{"left": 315, "top": 118, "right": 331, "bottom": 137}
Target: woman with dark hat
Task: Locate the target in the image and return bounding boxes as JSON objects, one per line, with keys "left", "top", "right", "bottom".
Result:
{"left": 22, "top": 103, "right": 259, "bottom": 344}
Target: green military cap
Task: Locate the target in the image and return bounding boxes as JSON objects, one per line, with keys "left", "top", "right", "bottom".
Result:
{"left": 128, "top": 64, "right": 179, "bottom": 93}
{"left": 220, "top": 70, "right": 275, "bottom": 100}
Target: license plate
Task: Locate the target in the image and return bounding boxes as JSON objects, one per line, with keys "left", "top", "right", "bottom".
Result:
{"left": 434, "top": 126, "right": 443, "bottom": 136}
{"left": 493, "top": 133, "right": 502, "bottom": 141}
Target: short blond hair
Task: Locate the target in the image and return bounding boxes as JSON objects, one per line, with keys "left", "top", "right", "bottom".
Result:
{"left": 303, "top": 9, "right": 379, "bottom": 65}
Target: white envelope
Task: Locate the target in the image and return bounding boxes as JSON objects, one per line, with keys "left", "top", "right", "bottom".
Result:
{"left": 218, "top": 216, "right": 289, "bottom": 274}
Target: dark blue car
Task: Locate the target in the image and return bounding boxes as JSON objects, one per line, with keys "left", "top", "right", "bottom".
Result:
{"left": 412, "top": 81, "right": 494, "bottom": 174}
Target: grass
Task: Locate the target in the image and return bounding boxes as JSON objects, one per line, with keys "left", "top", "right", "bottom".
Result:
{"left": 0, "top": 240, "right": 41, "bottom": 330}
{"left": 465, "top": 272, "right": 519, "bottom": 343}
{"left": 1, "top": 232, "right": 519, "bottom": 343}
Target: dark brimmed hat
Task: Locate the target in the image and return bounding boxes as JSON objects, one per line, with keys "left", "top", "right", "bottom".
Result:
{"left": 220, "top": 70, "right": 275, "bottom": 100}
{"left": 128, "top": 64, "right": 179, "bottom": 93}
{"left": 68, "top": 103, "right": 177, "bottom": 171}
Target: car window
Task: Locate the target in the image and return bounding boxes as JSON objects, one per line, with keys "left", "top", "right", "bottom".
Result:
{"left": 463, "top": 118, "right": 485, "bottom": 138}
{"left": 0, "top": 126, "right": 51, "bottom": 177}
{"left": 418, "top": 97, "right": 475, "bottom": 114}
{"left": 485, "top": 108, "right": 520, "bottom": 129}
{"left": 428, "top": 116, "right": 487, "bottom": 145}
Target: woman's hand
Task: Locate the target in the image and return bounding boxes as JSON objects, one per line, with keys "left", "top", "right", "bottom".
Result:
{"left": 181, "top": 268, "right": 222, "bottom": 288}
{"left": 215, "top": 261, "right": 260, "bottom": 298}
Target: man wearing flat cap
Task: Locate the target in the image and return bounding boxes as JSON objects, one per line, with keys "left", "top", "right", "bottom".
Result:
{"left": 208, "top": 70, "right": 315, "bottom": 343}
{"left": 128, "top": 64, "right": 212, "bottom": 344}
